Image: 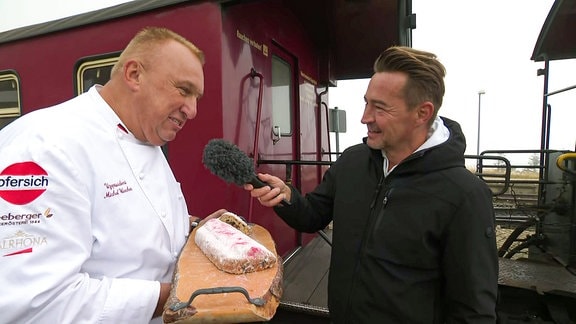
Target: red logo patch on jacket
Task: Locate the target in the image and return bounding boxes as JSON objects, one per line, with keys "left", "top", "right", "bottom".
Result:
{"left": 0, "top": 162, "right": 49, "bottom": 205}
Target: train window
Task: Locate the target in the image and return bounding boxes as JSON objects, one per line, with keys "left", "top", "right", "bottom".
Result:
{"left": 271, "top": 55, "right": 293, "bottom": 136}
{"left": 0, "top": 72, "right": 21, "bottom": 130}
{"left": 75, "top": 54, "right": 172, "bottom": 157}
{"left": 76, "top": 56, "right": 119, "bottom": 94}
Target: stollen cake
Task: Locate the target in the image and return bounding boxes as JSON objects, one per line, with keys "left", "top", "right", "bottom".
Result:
{"left": 195, "top": 218, "right": 277, "bottom": 274}
{"left": 219, "top": 211, "right": 251, "bottom": 235}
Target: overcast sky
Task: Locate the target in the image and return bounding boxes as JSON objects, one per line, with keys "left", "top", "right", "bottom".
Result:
{"left": 1, "top": 0, "right": 574, "bottom": 165}
{"left": 331, "top": 0, "right": 576, "bottom": 166}
{"left": 0, "top": 0, "right": 133, "bottom": 29}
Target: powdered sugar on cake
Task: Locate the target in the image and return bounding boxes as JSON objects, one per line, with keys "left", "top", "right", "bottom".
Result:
{"left": 195, "top": 218, "right": 277, "bottom": 274}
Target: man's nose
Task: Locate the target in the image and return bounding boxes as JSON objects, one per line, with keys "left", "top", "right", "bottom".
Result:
{"left": 361, "top": 106, "right": 373, "bottom": 124}
{"left": 181, "top": 99, "right": 198, "bottom": 119}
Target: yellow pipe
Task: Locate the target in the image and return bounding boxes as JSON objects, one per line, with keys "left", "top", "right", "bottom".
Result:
{"left": 556, "top": 152, "right": 576, "bottom": 174}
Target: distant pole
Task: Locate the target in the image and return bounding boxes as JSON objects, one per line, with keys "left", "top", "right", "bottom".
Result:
{"left": 476, "top": 90, "right": 486, "bottom": 156}
{"left": 333, "top": 106, "right": 340, "bottom": 154}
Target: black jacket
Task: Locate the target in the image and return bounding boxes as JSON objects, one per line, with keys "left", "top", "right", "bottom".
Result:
{"left": 275, "top": 117, "right": 498, "bottom": 323}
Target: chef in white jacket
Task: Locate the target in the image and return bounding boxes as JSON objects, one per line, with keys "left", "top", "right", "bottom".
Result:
{"left": 0, "top": 27, "right": 224, "bottom": 324}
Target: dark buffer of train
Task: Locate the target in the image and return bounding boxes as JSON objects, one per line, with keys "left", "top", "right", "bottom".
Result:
{"left": 0, "top": 0, "right": 575, "bottom": 322}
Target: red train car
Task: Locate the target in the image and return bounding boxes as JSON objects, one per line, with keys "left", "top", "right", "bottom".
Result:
{"left": 0, "top": 0, "right": 411, "bottom": 320}
{"left": 2, "top": 0, "right": 576, "bottom": 322}
{"left": 0, "top": 0, "right": 410, "bottom": 257}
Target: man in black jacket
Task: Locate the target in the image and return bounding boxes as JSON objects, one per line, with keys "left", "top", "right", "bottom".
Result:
{"left": 245, "top": 46, "right": 498, "bottom": 323}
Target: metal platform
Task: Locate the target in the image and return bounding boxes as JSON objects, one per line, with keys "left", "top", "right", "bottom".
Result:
{"left": 269, "top": 228, "right": 576, "bottom": 323}
{"left": 269, "top": 230, "right": 332, "bottom": 323}
{"left": 499, "top": 257, "right": 576, "bottom": 296}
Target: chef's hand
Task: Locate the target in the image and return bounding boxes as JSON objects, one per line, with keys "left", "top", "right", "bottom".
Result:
{"left": 189, "top": 209, "right": 227, "bottom": 231}
{"left": 155, "top": 283, "right": 171, "bottom": 318}
{"left": 189, "top": 209, "right": 227, "bottom": 230}
{"left": 201, "top": 209, "right": 228, "bottom": 224}
{"left": 243, "top": 173, "right": 291, "bottom": 207}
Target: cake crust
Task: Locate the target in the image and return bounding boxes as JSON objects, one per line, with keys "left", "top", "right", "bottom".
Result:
{"left": 219, "top": 211, "right": 251, "bottom": 235}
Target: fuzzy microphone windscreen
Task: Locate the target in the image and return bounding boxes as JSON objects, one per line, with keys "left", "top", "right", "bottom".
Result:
{"left": 202, "top": 139, "right": 265, "bottom": 187}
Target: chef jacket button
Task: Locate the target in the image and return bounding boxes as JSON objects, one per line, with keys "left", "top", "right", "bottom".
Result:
{"left": 139, "top": 173, "right": 145, "bottom": 180}
{"left": 161, "top": 211, "right": 167, "bottom": 218}
{"left": 173, "top": 252, "right": 178, "bottom": 259}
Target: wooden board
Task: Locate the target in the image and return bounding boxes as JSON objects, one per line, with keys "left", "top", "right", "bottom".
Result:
{"left": 163, "top": 224, "right": 283, "bottom": 324}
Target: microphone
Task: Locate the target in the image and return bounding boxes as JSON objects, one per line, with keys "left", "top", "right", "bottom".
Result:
{"left": 202, "top": 139, "right": 290, "bottom": 205}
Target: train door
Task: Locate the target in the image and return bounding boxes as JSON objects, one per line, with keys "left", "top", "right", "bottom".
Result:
{"left": 269, "top": 44, "right": 300, "bottom": 190}
{"left": 249, "top": 44, "right": 303, "bottom": 254}
{"left": 268, "top": 42, "right": 326, "bottom": 249}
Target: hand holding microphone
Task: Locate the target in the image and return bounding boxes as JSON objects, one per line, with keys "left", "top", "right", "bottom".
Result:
{"left": 202, "top": 139, "right": 290, "bottom": 206}
{"left": 244, "top": 173, "right": 291, "bottom": 207}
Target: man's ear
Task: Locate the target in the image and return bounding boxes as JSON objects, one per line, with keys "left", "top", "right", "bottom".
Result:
{"left": 416, "top": 101, "right": 435, "bottom": 125}
{"left": 123, "top": 60, "right": 141, "bottom": 90}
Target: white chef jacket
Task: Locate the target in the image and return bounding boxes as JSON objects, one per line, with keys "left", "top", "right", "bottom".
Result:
{"left": 0, "top": 86, "right": 190, "bottom": 324}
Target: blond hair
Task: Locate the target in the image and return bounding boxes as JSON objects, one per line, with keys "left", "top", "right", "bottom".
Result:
{"left": 111, "top": 26, "right": 205, "bottom": 75}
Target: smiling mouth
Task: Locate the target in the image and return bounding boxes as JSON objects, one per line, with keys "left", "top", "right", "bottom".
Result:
{"left": 169, "top": 117, "right": 183, "bottom": 128}
{"left": 368, "top": 128, "right": 381, "bottom": 134}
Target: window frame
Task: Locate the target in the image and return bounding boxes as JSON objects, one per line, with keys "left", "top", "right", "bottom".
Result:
{"left": 74, "top": 52, "right": 121, "bottom": 95}
{"left": 0, "top": 70, "right": 22, "bottom": 118}
{"left": 270, "top": 53, "right": 294, "bottom": 137}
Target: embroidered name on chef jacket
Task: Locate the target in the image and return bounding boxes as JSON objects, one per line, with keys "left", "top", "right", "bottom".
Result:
{"left": 103, "top": 179, "right": 133, "bottom": 199}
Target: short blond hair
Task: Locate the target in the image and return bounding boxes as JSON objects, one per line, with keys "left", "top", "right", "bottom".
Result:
{"left": 111, "top": 26, "right": 205, "bottom": 75}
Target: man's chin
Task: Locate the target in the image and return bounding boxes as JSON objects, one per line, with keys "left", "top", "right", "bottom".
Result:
{"left": 158, "top": 133, "right": 176, "bottom": 145}
{"left": 365, "top": 138, "right": 383, "bottom": 150}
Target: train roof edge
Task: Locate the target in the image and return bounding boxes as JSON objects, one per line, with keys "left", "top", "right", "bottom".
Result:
{"left": 0, "top": 0, "right": 413, "bottom": 81}
{"left": 532, "top": 0, "right": 576, "bottom": 62}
